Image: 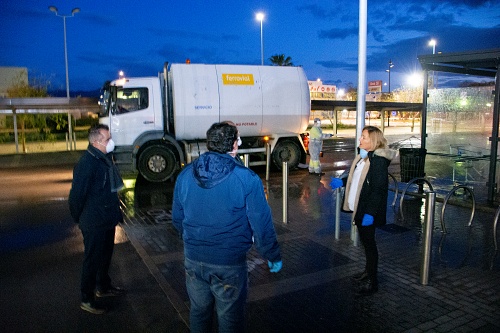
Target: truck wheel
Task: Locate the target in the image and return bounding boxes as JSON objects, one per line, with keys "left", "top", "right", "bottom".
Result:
{"left": 138, "top": 145, "right": 177, "bottom": 182}
{"left": 272, "top": 140, "right": 301, "bottom": 170}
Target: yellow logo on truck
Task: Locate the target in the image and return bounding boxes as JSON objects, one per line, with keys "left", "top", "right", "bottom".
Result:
{"left": 222, "top": 74, "right": 254, "bottom": 85}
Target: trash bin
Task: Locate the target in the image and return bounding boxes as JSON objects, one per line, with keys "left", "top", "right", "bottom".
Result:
{"left": 399, "top": 148, "right": 427, "bottom": 182}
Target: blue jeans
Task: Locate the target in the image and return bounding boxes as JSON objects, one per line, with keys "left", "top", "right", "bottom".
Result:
{"left": 185, "top": 258, "right": 248, "bottom": 333}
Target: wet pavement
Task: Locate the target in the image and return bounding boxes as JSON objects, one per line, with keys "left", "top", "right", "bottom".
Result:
{"left": 122, "top": 164, "right": 500, "bottom": 333}
{"left": 1, "top": 140, "right": 500, "bottom": 332}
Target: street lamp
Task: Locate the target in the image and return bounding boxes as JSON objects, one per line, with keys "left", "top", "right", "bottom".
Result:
{"left": 385, "top": 59, "right": 394, "bottom": 93}
{"left": 428, "top": 39, "right": 436, "bottom": 55}
{"left": 49, "top": 6, "right": 80, "bottom": 99}
{"left": 256, "top": 12, "right": 264, "bottom": 65}
{"left": 49, "top": 6, "right": 79, "bottom": 151}
{"left": 428, "top": 39, "right": 436, "bottom": 88}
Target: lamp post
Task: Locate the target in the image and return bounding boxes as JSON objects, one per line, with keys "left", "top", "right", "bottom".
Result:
{"left": 49, "top": 6, "right": 80, "bottom": 99}
{"left": 428, "top": 39, "right": 436, "bottom": 55}
{"left": 256, "top": 12, "right": 264, "bottom": 65}
{"left": 428, "top": 39, "right": 436, "bottom": 88}
{"left": 49, "top": 6, "right": 79, "bottom": 151}
{"left": 386, "top": 59, "right": 394, "bottom": 93}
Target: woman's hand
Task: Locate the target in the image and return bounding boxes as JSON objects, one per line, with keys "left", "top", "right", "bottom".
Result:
{"left": 361, "top": 214, "right": 374, "bottom": 226}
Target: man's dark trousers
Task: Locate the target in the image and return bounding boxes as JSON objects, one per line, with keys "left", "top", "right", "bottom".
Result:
{"left": 80, "top": 227, "right": 115, "bottom": 302}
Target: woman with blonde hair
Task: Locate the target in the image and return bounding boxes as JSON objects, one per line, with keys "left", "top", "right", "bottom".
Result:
{"left": 331, "top": 125, "right": 396, "bottom": 295}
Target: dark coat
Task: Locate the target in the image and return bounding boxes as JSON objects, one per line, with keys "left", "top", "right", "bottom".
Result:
{"left": 68, "top": 145, "right": 123, "bottom": 231}
{"left": 342, "top": 148, "right": 396, "bottom": 227}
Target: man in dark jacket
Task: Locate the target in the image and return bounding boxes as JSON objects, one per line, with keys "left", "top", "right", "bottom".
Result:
{"left": 69, "top": 124, "right": 125, "bottom": 314}
{"left": 172, "top": 122, "right": 282, "bottom": 333}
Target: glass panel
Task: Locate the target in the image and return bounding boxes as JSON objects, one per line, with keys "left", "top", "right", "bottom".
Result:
{"left": 115, "top": 88, "right": 149, "bottom": 114}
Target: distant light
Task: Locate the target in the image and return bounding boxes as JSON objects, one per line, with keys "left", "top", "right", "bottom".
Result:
{"left": 428, "top": 39, "right": 437, "bottom": 47}
{"left": 256, "top": 12, "right": 264, "bottom": 22}
{"left": 316, "top": 78, "right": 321, "bottom": 82}
{"left": 119, "top": 71, "right": 124, "bottom": 78}
{"left": 407, "top": 72, "right": 423, "bottom": 87}
{"left": 337, "top": 88, "right": 345, "bottom": 97}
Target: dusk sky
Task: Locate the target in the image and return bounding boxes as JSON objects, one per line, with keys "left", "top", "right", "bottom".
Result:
{"left": 1, "top": 0, "right": 499, "bottom": 94}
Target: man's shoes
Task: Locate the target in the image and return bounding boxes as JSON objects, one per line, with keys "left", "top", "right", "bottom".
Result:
{"left": 356, "top": 279, "right": 378, "bottom": 296}
{"left": 80, "top": 302, "right": 106, "bottom": 315}
{"left": 351, "top": 270, "right": 369, "bottom": 282}
{"left": 96, "top": 286, "right": 126, "bottom": 297}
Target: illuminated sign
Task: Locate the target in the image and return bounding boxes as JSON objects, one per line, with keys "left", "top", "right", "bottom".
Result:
{"left": 308, "top": 83, "right": 337, "bottom": 93}
{"left": 222, "top": 74, "right": 254, "bottom": 85}
{"left": 368, "top": 80, "right": 382, "bottom": 93}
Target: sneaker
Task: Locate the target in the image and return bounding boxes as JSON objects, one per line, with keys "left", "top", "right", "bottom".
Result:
{"left": 96, "top": 286, "right": 126, "bottom": 297}
{"left": 80, "top": 302, "right": 106, "bottom": 315}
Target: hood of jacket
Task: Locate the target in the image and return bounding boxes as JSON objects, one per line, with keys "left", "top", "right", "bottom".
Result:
{"left": 192, "top": 152, "right": 237, "bottom": 189}
{"left": 372, "top": 147, "right": 397, "bottom": 162}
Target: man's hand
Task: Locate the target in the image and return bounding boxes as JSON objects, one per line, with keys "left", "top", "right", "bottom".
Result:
{"left": 268, "top": 260, "right": 283, "bottom": 273}
{"left": 361, "top": 214, "right": 374, "bottom": 226}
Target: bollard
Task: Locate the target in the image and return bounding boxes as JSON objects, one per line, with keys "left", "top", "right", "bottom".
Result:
{"left": 335, "top": 188, "right": 341, "bottom": 240}
{"left": 243, "top": 154, "right": 249, "bottom": 168}
{"left": 282, "top": 162, "right": 288, "bottom": 224}
{"left": 66, "top": 132, "right": 70, "bottom": 151}
{"left": 420, "top": 191, "right": 436, "bottom": 285}
{"left": 68, "top": 113, "right": 73, "bottom": 151}
{"left": 73, "top": 132, "right": 77, "bottom": 150}
{"left": 265, "top": 142, "right": 271, "bottom": 182}
{"left": 351, "top": 221, "right": 358, "bottom": 246}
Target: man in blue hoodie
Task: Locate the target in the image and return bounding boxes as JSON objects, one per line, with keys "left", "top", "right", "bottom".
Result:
{"left": 172, "top": 122, "right": 282, "bottom": 333}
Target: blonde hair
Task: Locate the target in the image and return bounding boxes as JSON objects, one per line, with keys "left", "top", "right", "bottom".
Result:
{"left": 363, "top": 126, "right": 387, "bottom": 150}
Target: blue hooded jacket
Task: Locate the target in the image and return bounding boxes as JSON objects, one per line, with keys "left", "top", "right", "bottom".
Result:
{"left": 172, "top": 152, "right": 281, "bottom": 265}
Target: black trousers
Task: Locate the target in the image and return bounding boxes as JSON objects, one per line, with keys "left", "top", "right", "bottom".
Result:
{"left": 80, "top": 227, "right": 116, "bottom": 302}
{"left": 358, "top": 225, "right": 378, "bottom": 282}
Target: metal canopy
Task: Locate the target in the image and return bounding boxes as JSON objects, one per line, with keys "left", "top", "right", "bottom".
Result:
{"left": 418, "top": 48, "right": 500, "bottom": 203}
{"left": 0, "top": 97, "right": 99, "bottom": 154}
{"left": 418, "top": 48, "right": 500, "bottom": 77}
{"left": 311, "top": 100, "right": 422, "bottom": 112}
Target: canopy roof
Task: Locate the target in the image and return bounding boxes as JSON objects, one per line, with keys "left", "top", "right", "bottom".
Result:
{"left": 418, "top": 48, "right": 500, "bottom": 78}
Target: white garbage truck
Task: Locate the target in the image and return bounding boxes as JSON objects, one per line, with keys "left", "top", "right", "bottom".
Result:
{"left": 98, "top": 62, "right": 311, "bottom": 182}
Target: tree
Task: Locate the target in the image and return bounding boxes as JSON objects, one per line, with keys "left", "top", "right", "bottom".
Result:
{"left": 7, "top": 70, "right": 54, "bottom": 152}
{"left": 345, "top": 83, "right": 357, "bottom": 101}
{"left": 269, "top": 54, "right": 294, "bottom": 66}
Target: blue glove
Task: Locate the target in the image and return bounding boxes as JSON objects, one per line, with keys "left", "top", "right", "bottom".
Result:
{"left": 361, "top": 214, "right": 374, "bottom": 226}
{"left": 268, "top": 260, "right": 283, "bottom": 273}
{"left": 330, "top": 177, "right": 343, "bottom": 190}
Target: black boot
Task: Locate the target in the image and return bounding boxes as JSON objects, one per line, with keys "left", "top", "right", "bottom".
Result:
{"left": 356, "top": 278, "right": 378, "bottom": 296}
{"left": 351, "top": 270, "right": 369, "bottom": 282}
